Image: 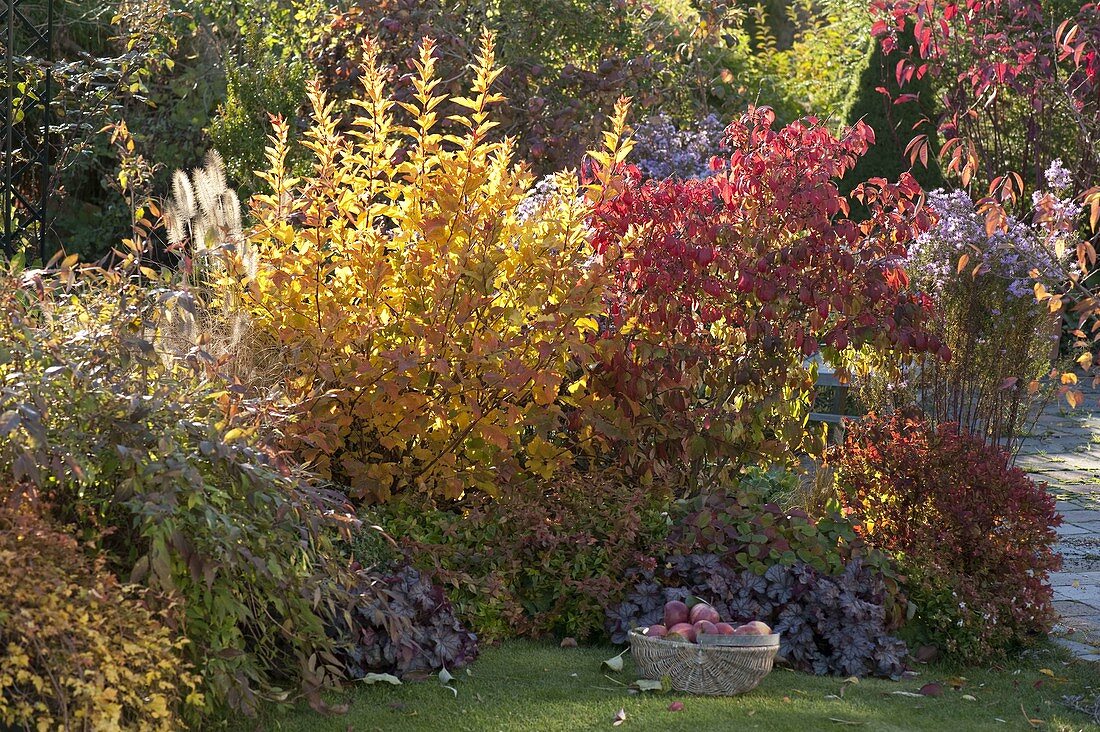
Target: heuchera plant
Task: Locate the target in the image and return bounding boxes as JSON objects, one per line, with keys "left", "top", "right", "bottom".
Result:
{"left": 332, "top": 566, "right": 478, "bottom": 679}
{"left": 831, "top": 411, "right": 1062, "bottom": 661}
{"left": 610, "top": 559, "right": 908, "bottom": 678}
{"left": 606, "top": 473, "right": 908, "bottom": 677}
{"left": 585, "top": 107, "right": 943, "bottom": 490}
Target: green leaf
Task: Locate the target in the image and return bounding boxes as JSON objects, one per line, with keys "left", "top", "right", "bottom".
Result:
{"left": 630, "top": 677, "right": 670, "bottom": 693}
{"left": 602, "top": 651, "right": 626, "bottom": 673}
{"left": 361, "top": 673, "right": 401, "bottom": 685}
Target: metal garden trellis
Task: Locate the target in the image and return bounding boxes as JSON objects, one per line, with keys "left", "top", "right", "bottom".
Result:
{"left": 2, "top": 0, "right": 52, "bottom": 260}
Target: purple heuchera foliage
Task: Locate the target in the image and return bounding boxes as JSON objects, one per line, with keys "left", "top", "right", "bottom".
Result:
{"left": 908, "top": 180, "right": 1077, "bottom": 301}
{"left": 331, "top": 565, "right": 478, "bottom": 679}
{"left": 607, "top": 557, "right": 907, "bottom": 678}
{"left": 630, "top": 112, "right": 726, "bottom": 180}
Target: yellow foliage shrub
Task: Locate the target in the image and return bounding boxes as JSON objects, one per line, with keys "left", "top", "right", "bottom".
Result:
{"left": 235, "top": 35, "right": 631, "bottom": 501}
{"left": 0, "top": 506, "right": 202, "bottom": 730}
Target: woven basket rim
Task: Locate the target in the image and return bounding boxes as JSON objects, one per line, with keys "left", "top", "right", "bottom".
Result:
{"left": 628, "top": 627, "right": 780, "bottom": 648}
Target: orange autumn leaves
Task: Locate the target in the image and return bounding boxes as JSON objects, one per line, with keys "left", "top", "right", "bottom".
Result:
{"left": 234, "top": 35, "right": 623, "bottom": 501}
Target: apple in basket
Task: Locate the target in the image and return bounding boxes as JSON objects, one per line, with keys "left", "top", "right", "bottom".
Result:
{"left": 714, "top": 622, "right": 737, "bottom": 635}
{"left": 645, "top": 624, "right": 668, "bottom": 638}
{"left": 663, "top": 600, "right": 690, "bottom": 627}
{"left": 693, "top": 620, "right": 718, "bottom": 637}
{"left": 688, "top": 602, "right": 721, "bottom": 625}
{"left": 732, "top": 621, "right": 773, "bottom": 635}
{"left": 666, "top": 622, "right": 696, "bottom": 642}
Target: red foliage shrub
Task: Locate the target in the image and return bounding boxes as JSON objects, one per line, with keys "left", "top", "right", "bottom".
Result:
{"left": 830, "top": 411, "right": 1062, "bottom": 661}
{"left": 870, "top": 0, "right": 1100, "bottom": 191}
{"left": 582, "top": 107, "right": 943, "bottom": 491}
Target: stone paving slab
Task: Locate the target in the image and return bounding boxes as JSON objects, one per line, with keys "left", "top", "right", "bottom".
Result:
{"left": 1054, "top": 584, "right": 1100, "bottom": 606}
{"left": 1051, "top": 571, "right": 1100, "bottom": 587}
{"left": 1021, "top": 386, "right": 1100, "bottom": 662}
{"left": 1055, "top": 600, "right": 1099, "bottom": 617}
{"left": 1058, "top": 524, "right": 1098, "bottom": 537}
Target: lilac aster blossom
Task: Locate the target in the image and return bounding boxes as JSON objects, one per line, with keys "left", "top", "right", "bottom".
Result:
{"left": 515, "top": 174, "right": 562, "bottom": 222}
{"left": 630, "top": 113, "right": 726, "bottom": 180}
{"left": 907, "top": 189, "right": 1073, "bottom": 302}
{"left": 1043, "top": 158, "right": 1074, "bottom": 193}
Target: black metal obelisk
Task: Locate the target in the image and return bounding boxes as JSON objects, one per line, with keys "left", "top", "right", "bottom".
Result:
{"left": 2, "top": 0, "right": 51, "bottom": 260}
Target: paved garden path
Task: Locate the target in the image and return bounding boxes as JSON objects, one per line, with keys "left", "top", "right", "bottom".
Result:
{"left": 1015, "top": 384, "right": 1100, "bottom": 662}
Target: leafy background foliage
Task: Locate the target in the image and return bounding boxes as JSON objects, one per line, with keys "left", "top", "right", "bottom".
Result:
{"left": 361, "top": 469, "right": 670, "bottom": 642}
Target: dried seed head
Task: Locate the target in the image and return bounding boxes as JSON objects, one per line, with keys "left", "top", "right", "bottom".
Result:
{"left": 171, "top": 170, "right": 196, "bottom": 221}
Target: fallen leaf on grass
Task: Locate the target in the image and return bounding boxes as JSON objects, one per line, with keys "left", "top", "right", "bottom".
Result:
{"left": 629, "top": 678, "right": 669, "bottom": 693}
{"left": 891, "top": 691, "right": 925, "bottom": 698}
{"left": 828, "top": 719, "right": 867, "bottom": 726}
{"left": 1020, "top": 703, "right": 1045, "bottom": 728}
{"left": 746, "top": 710, "right": 757, "bottom": 716}
{"left": 602, "top": 651, "right": 626, "bottom": 673}
{"left": 439, "top": 667, "right": 457, "bottom": 697}
{"left": 612, "top": 708, "right": 627, "bottom": 726}
{"left": 361, "top": 673, "right": 401, "bottom": 685}
{"left": 1036, "top": 669, "right": 1068, "bottom": 682}
{"left": 946, "top": 676, "right": 967, "bottom": 690}
{"left": 962, "top": 695, "right": 977, "bottom": 702}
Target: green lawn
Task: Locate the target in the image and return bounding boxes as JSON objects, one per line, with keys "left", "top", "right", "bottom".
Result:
{"left": 241, "top": 641, "right": 1100, "bottom": 731}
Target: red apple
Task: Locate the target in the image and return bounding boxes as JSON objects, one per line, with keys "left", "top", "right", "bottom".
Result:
{"left": 646, "top": 624, "right": 668, "bottom": 638}
{"left": 667, "top": 622, "right": 696, "bottom": 642}
{"left": 732, "top": 621, "right": 772, "bottom": 636}
{"left": 689, "top": 603, "right": 720, "bottom": 624}
{"left": 693, "top": 620, "right": 718, "bottom": 638}
{"left": 663, "top": 600, "right": 689, "bottom": 627}
{"left": 715, "top": 622, "right": 736, "bottom": 635}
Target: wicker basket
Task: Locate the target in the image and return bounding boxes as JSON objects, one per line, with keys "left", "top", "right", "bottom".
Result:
{"left": 628, "top": 629, "right": 779, "bottom": 695}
